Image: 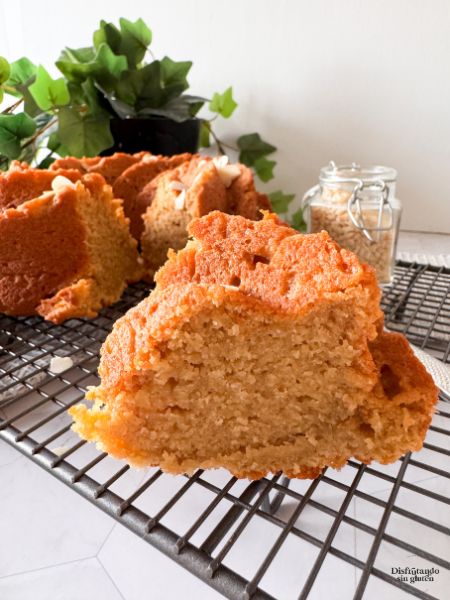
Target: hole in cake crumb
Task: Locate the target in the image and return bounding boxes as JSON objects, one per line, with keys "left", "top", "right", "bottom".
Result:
{"left": 359, "top": 422, "right": 375, "bottom": 437}
{"left": 380, "top": 364, "right": 402, "bottom": 398}
{"left": 252, "top": 254, "right": 270, "bottom": 266}
{"left": 230, "top": 276, "right": 241, "bottom": 287}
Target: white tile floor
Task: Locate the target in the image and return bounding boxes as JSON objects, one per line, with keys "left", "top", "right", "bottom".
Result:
{"left": 0, "top": 231, "right": 449, "bottom": 600}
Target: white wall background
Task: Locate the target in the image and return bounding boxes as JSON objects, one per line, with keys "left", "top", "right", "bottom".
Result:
{"left": 0, "top": 0, "right": 449, "bottom": 232}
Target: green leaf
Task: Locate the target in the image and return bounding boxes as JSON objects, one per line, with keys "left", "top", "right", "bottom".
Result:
{"left": 116, "top": 61, "right": 164, "bottom": 108}
{"left": 47, "top": 131, "right": 60, "bottom": 152}
{"left": 189, "top": 99, "right": 205, "bottom": 116}
{"left": 209, "top": 86, "right": 237, "bottom": 118}
{"left": 4, "top": 57, "right": 36, "bottom": 95}
{"left": 93, "top": 18, "right": 152, "bottom": 67}
{"left": 291, "top": 207, "right": 306, "bottom": 232}
{"left": 56, "top": 53, "right": 94, "bottom": 82}
{"left": 63, "top": 47, "right": 96, "bottom": 63}
{"left": 93, "top": 20, "right": 122, "bottom": 53}
{"left": 237, "top": 133, "right": 276, "bottom": 166}
{"left": 29, "top": 65, "right": 70, "bottom": 111}
{"left": 199, "top": 121, "right": 210, "bottom": 148}
{"left": 57, "top": 106, "right": 113, "bottom": 156}
{"left": 0, "top": 112, "right": 36, "bottom": 159}
{"left": 0, "top": 57, "right": 10, "bottom": 84}
{"left": 268, "top": 190, "right": 295, "bottom": 214}
{"left": 57, "top": 44, "right": 126, "bottom": 90}
{"left": 253, "top": 156, "right": 276, "bottom": 182}
{"left": 14, "top": 82, "right": 41, "bottom": 117}
{"left": 80, "top": 78, "right": 106, "bottom": 114}
{"left": 160, "top": 56, "right": 191, "bottom": 102}
{"left": 138, "top": 95, "right": 206, "bottom": 122}
{"left": 47, "top": 131, "right": 70, "bottom": 156}
{"left": 119, "top": 17, "right": 152, "bottom": 67}
{"left": 98, "top": 82, "right": 136, "bottom": 118}
{"left": 0, "top": 89, "right": 3, "bottom": 103}
{"left": 97, "top": 43, "right": 127, "bottom": 78}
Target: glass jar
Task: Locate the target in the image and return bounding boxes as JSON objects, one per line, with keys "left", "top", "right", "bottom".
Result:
{"left": 302, "top": 162, "right": 402, "bottom": 284}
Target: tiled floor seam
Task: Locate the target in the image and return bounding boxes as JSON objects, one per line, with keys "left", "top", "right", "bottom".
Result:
{"left": 96, "top": 555, "right": 127, "bottom": 600}
{"left": 96, "top": 521, "right": 118, "bottom": 557}
{"left": 0, "top": 556, "right": 93, "bottom": 581}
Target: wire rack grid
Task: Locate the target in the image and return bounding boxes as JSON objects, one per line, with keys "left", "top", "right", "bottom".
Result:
{"left": 0, "top": 260, "right": 449, "bottom": 600}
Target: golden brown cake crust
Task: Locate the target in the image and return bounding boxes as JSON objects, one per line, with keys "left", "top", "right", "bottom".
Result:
{"left": 112, "top": 153, "right": 192, "bottom": 238}
{"left": 155, "top": 211, "right": 379, "bottom": 314}
{"left": 0, "top": 167, "right": 82, "bottom": 209}
{"left": 50, "top": 152, "right": 148, "bottom": 185}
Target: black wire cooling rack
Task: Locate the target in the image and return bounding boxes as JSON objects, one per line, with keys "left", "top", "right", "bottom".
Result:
{"left": 0, "top": 260, "right": 449, "bottom": 600}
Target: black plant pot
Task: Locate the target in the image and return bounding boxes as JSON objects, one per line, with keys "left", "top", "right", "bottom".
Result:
{"left": 102, "top": 117, "right": 200, "bottom": 156}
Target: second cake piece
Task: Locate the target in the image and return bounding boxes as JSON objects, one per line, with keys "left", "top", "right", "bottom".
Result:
{"left": 140, "top": 156, "right": 271, "bottom": 276}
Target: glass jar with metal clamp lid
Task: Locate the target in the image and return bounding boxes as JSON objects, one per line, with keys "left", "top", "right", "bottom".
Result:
{"left": 302, "top": 162, "right": 402, "bottom": 283}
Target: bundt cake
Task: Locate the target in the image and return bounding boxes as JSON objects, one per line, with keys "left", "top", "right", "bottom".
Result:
{"left": 140, "top": 156, "right": 271, "bottom": 276}
{"left": 0, "top": 172, "right": 143, "bottom": 323}
{"left": 112, "top": 153, "right": 192, "bottom": 238}
{"left": 70, "top": 211, "right": 437, "bottom": 478}
{"left": 50, "top": 151, "right": 148, "bottom": 185}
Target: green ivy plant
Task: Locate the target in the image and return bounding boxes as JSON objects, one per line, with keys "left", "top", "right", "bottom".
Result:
{"left": 0, "top": 17, "right": 304, "bottom": 229}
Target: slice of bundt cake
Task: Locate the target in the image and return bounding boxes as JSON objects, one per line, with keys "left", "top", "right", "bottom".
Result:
{"left": 112, "top": 153, "right": 192, "bottom": 238}
{"left": 70, "top": 211, "right": 437, "bottom": 478}
{"left": 50, "top": 151, "right": 148, "bottom": 185}
{"left": 0, "top": 173, "right": 143, "bottom": 323}
{"left": 140, "top": 157, "right": 271, "bottom": 277}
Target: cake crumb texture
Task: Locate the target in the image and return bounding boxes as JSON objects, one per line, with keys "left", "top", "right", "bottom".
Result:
{"left": 70, "top": 212, "right": 437, "bottom": 478}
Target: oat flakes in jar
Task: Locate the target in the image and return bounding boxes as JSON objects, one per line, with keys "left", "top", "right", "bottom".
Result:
{"left": 302, "top": 162, "right": 402, "bottom": 284}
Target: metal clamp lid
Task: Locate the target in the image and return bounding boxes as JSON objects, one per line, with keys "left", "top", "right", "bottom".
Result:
{"left": 347, "top": 178, "right": 393, "bottom": 243}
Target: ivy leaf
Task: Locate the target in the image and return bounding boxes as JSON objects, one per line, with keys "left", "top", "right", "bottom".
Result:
{"left": 60, "top": 47, "right": 96, "bottom": 64}
{"left": 119, "top": 18, "right": 152, "bottom": 67}
{"left": 93, "top": 20, "right": 122, "bottom": 53}
{"left": 291, "top": 207, "right": 306, "bottom": 232}
{"left": 29, "top": 66, "right": 70, "bottom": 111}
{"left": 58, "top": 106, "right": 113, "bottom": 156}
{"left": 209, "top": 87, "right": 237, "bottom": 118}
{"left": 253, "top": 156, "right": 276, "bottom": 182}
{"left": 138, "top": 94, "right": 206, "bottom": 122}
{"left": 47, "top": 131, "right": 60, "bottom": 152}
{"left": 116, "top": 61, "right": 164, "bottom": 108}
{"left": 4, "top": 57, "right": 36, "bottom": 94}
{"left": 268, "top": 190, "right": 295, "bottom": 214}
{"left": 69, "top": 78, "right": 107, "bottom": 115}
{"left": 13, "top": 82, "right": 41, "bottom": 117}
{"left": 0, "top": 90, "right": 3, "bottom": 103}
{"left": 93, "top": 18, "right": 152, "bottom": 67}
{"left": 0, "top": 113, "right": 36, "bottom": 159}
{"left": 56, "top": 51, "right": 95, "bottom": 82}
{"left": 237, "top": 133, "right": 276, "bottom": 166}
{"left": 199, "top": 121, "right": 210, "bottom": 148}
{"left": 57, "top": 44, "right": 126, "bottom": 91}
{"left": 47, "top": 130, "right": 70, "bottom": 156}
{"left": 0, "top": 57, "right": 10, "bottom": 85}
{"left": 94, "top": 44, "right": 127, "bottom": 89}
{"left": 99, "top": 84, "right": 136, "bottom": 119}
{"left": 160, "top": 56, "right": 192, "bottom": 102}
